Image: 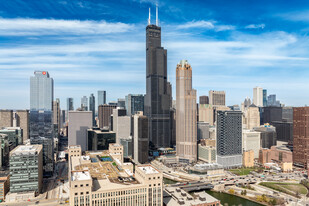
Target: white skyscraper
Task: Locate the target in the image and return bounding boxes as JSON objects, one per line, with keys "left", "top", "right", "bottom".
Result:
{"left": 253, "top": 86, "right": 263, "bottom": 107}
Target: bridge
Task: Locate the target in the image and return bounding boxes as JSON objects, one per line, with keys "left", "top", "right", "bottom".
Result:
{"left": 169, "top": 181, "right": 214, "bottom": 192}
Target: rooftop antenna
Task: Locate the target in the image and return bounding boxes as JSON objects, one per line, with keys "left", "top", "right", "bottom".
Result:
{"left": 156, "top": 3, "right": 158, "bottom": 26}
{"left": 148, "top": 8, "right": 151, "bottom": 25}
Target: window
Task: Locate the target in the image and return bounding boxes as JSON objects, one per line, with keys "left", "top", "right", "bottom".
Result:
{"left": 80, "top": 192, "right": 83, "bottom": 195}
{"left": 86, "top": 192, "right": 89, "bottom": 194}
{"left": 86, "top": 184, "right": 89, "bottom": 186}
{"left": 75, "top": 185, "right": 78, "bottom": 188}
{"left": 81, "top": 184, "right": 83, "bottom": 187}
{"left": 75, "top": 193, "right": 78, "bottom": 195}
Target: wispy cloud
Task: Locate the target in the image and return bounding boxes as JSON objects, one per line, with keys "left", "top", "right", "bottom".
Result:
{"left": 245, "top": 24, "right": 265, "bottom": 29}
{"left": 0, "top": 18, "right": 133, "bottom": 36}
{"left": 177, "top": 20, "right": 235, "bottom": 31}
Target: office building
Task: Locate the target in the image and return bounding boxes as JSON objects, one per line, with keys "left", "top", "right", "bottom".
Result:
{"left": 120, "top": 136, "right": 133, "bottom": 158}
{"left": 81, "top": 96, "right": 88, "bottom": 111}
{"left": 125, "top": 94, "right": 144, "bottom": 116}
{"left": 243, "top": 104, "right": 260, "bottom": 129}
{"left": 89, "top": 94, "right": 96, "bottom": 126}
{"left": 117, "top": 98, "right": 126, "bottom": 108}
{"left": 30, "top": 137, "right": 53, "bottom": 177}
{"left": 69, "top": 144, "right": 163, "bottom": 206}
{"left": 0, "top": 134, "right": 9, "bottom": 168}
{"left": 176, "top": 60, "right": 197, "bottom": 162}
{"left": 144, "top": 16, "right": 172, "bottom": 149}
{"left": 254, "top": 125, "right": 277, "bottom": 149}
{"left": 243, "top": 150, "right": 254, "bottom": 167}
{"left": 199, "top": 104, "right": 214, "bottom": 126}
{"left": 98, "top": 105, "right": 116, "bottom": 129}
{"left": 253, "top": 86, "right": 263, "bottom": 107}
{"left": 0, "top": 110, "right": 13, "bottom": 129}
{"left": 170, "top": 108, "right": 176, "bottom": 147}
{"left": 68, "top": 145, "right": 82, "bottom": 159}
{"left": 97, "top": 90, "right": 106, "bottom": 106}
{"left": 243, "top": 97, "right": 252, "bottom": 109}
{"left": 216, "top": 111, "right": 242, "bottom": 168}
{"left": 67, "top": 98, "right": 74, "bottom": 111}
{"left": 261, "top": 106, "right": 283, "bottom": 125}
{"left": 112, "top": 108, "right": 131, "bottom": 143}
{"left": 293, "top": 107, "right": 309, "bottom": 168}
{"left": 53, "top": 98, "right": 61, "bottom": 137}
{"left": 242, "top": 130, "right": 261, "bottom": 159}
{"left": 68, "top": 111, "right": 92, "bottom": 151}
{"left": 0, "top": 127, "right": 22, "bottom": 152}
{"left": 263, "top": 89, "right": 267, "bottom": 107}
{"left": 30, "top": 71, "right": 53, "bottom": 111}
{"left": 282, "top": 107, "right": 293, "bottom": 122}
{"left": 267, "top": 94, "right": 280, "bottom": 107}
{"left": 133, "top": 112, "right": 149, "bottom": 164}
{"left": 87, "top": 128, "right": 116, "bottom": 151}
{"left": 198, "top": 144, "right": 216, "bottom": 163}
{"left": 209, "top": 90, "right": 225, "bottom": 106}
{"left": 197, "top": 122, "right": 209, "bottom": 140}
{"left": 272, "top": 121, "right": 293, "bottom": 143}
{"left": 9, "top": 145, "right": 43, "bottom": 195}
{"left": 259, "top": 145, "right": 292, "bottom": 165}
{"left": 14, "top": 110, "right": 29, "bottom": 142}
{"left": 199, "top": 95, "right": 209, "bottom": 105}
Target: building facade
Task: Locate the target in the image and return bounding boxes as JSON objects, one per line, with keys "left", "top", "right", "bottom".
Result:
{"left": 133, "top": 113, "right": 149, "bottom": 164}
{"left": 0, "top": 110, "right": 13, "bottom": 129}
{"left": 199, "top": 95, "right": 209, "bottom": 105}
{"left": 98, "top": 90, "right": 106, "bottom": 106}
{"left": 199, "top": 104, "right": 214, "bottom": 126}
{"left": 176, "top": 60, "right": 197, "bottom": 162}
{"left": 125, "top": 94, "right": 144, "bottom": 116}
{"left": 98, "top": 105, "right": 116, "bottom": 129}
{"left": 209, "top": 91, "right": 225, "bottom": 106}
{"left": 89, "top": 94, "right": 96, "bottom": 127}
{"left": 253, "top": 86, "right": 263, "bottom": 107}
{"left": 87, "top": 128, "right": 116, "bottom": 151}
{"left": 144, "top": 21, "right": 172, "bottom": 149}
{"left": 216, "top": 111, "right": 242, "bottom": 168}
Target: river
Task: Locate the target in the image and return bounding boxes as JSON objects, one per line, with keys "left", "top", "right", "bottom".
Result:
{"left": 206, "top": 190, "right": 263, "bottom": 206}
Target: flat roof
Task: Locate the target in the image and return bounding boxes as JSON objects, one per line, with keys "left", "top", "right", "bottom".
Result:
{"left": 11, "top": 145, "right": 42, "bottom": 155}
{"left": 72, "top": 171, "right": 91, "bottom": 181}
{"left": 138, "top": 166, "right": 159, "bottom": 174}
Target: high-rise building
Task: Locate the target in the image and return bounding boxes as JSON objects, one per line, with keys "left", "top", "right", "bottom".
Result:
{"left": 263, "top": 89, "right": 267, "bottom": 107}
{"left": 0, "top": 134, "right": 9, "bottom": 168}
{"left": 97, "top": 90, "right": 106, "bottom": 106}
{"left": 197, "top": 122, "right": 209, "bottom": 140}
{"left": 293, "top": 107, "right": 309, "bottom": 168}
{"left": 87, "top": 128, "right": 116, "bottom": 151}
{"left": 133, "top": 112, "right": 149, "bottom": 164}
{"left": 199, "top": 96, "right": 209, "bottom": 105}
{"left": 267, "top": 94, "right": 280, "bottom": 107}
{"left": 125, "top": 94, "right": 144, "bottom": 116}
{"left": 144, "top": 16, "right": 172, "bottom": 148}
{"left": 216, "top": 111, "right": 242, "bottom": 168}
{"left": 117, "top": 98, "right": 126, "bottom": 108}
{"left": 0, "top": 110, "right": 13, "bottom": 128}
{"left": 15, "top": 110, "right": 29, "bottom": 142}
{"left": 112, "top": 108, "right": 131, "bottom": 144}
{"left": 244, "top": 104, "right": 260, "bottom": 129}
{"left": 261, "top": 106, "right": 282, "bottom": 125}
{"left": 209, "top": 91, "right": 225, "bottom": 106}
{"left": 253, "top": 86, "right": 263, "bottom": 107}
{"left": 89, "top": 94, "right": 96, "bottom": 126}
{"left": 53, "top": 98, "right": 61, "bottom": 137}
{"left": 30, "top": 71, "right": 54, "bottom": 111}
{"left": 68, "top": 111, "right": 92, "bottom": 151}
{"left": 199, "top": 104, "right": 214, "bottom": 126}
{"left": 9, "top": 145, "right": 43, "bottom": 195}
{"left": 176, "top": 60, "right": 197, "bottom": 162}
{"left": 81, "top": 96, "right": 88, "bottom": 111}
{"left": 254, "top": 125, "right": 277, "bottom": 149}
{"left": 98, "top": 105, "right": 116, "bottom": 129}
{"left": 242, "top": 130, "right": 261, "bottom": 159}
{"left": 120, "top": 136, "right": 133, "bottom": 158}
{"left": 67, "top": 97, "right": 74, "bottom": 111}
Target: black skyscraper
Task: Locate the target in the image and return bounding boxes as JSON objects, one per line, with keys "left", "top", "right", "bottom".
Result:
{"left": 144, "top": 12, "right": 172, "bottom": 148}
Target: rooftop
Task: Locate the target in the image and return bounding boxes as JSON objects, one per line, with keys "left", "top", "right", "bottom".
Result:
{"left": 72, "top": 171, "right": 91, "bottom": 181}
{"left": 11, "top": 145, "right": 42, "bottom": 155}
{"left": 138, "top": 165, "right": 159, "bottom": 174}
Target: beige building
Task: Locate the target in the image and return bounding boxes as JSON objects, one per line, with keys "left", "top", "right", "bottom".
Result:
{"left": 242, "top": 130, "right": 261, "bottom": 158}
{"left": 176, "top": 60, "right": 197, "bottom": 162}
{"left": 15, "top": 110, "right": 29, "bottom": 142}
{"left": 0, "top": 110, "right": 13, "bottom": 128}
{"left": 243, "top": 150, "right": 254, "bottom": 167}
{"left": 69, "top": 145, "right": 82, "bottom": 159}
{"left": 199, "top": 104, "right": 214, "bottom": 126}
{"left": 0, "top": 174, "right": 9, "bottom": 201}
{"left": 209, "top": 90, "right": 225, "bottom": 106}
{"left": 69, "top": 144, "right": 163, "bottom": 206}
{"left": 198, "top": 144, "right": 216, "bottom": 163}
{"left": 243, "top": 105, "right": 260, "bottom": 129}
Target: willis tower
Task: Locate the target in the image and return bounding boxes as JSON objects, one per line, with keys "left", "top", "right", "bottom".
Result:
{"left": 144, "top": 6, "right": 172, "bottom": 148}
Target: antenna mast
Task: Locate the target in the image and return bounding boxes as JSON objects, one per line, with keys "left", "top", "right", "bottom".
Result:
{"left": 148, "top": 8, "right": 151, "bottom": 25}
{"left": 156, "top": 3, "right": 158, "bottom": 26}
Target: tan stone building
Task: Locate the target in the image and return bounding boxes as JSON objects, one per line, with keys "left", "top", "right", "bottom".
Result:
{"left": 243, "top": 150, "right": 254, "bottom": 167}
{"left": 0, "top": 110, "right": 13, "bottom": 128}
{"left": 69, "top": 145, "right": 82, "bottom": 159}
{"left": 244, "top": 105, "right": 260, "bottom": 129}
{"left": 69, "top": 144, "right": 163, "bottom": 206}
{"left": 199, "top": 104, "right": 214, "bottom": 126}
{"left": 0, "top": 174, "right": 9, "bottom": 201}
{"left": 209, "top": 91, "right": 225, "bottom": 106}
{"left": 176, "top": 60, "right": 197, "bottom": 162}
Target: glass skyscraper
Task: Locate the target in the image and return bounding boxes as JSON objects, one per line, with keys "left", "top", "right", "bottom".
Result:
{"left": 89, "top": 94, "right": 96, "bottom": 126}
{"left": 67, "top": 97, "right": 74, "bottom": 111}
{"left": 29, "top": 71, "right": 54, "bottom": 177}
{"left": 125, "top": 94, "right": 144, "bottom": 116}
{"left": 98, "top": 90, "right": 106, "bottom": 106}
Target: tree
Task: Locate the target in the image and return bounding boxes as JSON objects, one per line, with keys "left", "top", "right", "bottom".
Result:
{"left": 228, "top": 189, "right": 235, "bottom": 194}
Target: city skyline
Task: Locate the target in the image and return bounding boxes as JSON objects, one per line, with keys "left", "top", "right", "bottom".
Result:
{"left": 1, "top": 0, "right": 309, "bottom": 110}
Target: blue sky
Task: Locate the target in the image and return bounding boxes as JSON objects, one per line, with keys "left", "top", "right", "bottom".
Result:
{"left": 0, "top": 0, "right": 309, "bottom": 109}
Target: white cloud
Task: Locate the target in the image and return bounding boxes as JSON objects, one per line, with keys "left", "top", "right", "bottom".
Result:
{"left": 245, "top": 24, "right": 265, "bottom": 29}
{"left": 0, "top": 18, "right": 133, "bottom": 36}
{"left": 178, "top": 20, "right": 215, "bottom": 29}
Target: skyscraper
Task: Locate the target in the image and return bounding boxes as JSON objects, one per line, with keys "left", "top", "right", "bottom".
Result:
{"left": 89, "top": 93, "right": 96, "bottom": 126}
{"left": 263, "top": 89, "right": 267, "bottom": 107}
{"left": 216, "top": 111, "right": 242, "bottom": 168}
{"left": 199, "top": 96, "right": 209, "bottom": 104}
{"left": 30, "top": 71, "right": 54, "bottom": 177}
{"left": 253, "top": 86, "right": 263, "bottom": 107}
{"left": 81, "top": 96, "right": 88, "bottom": 111}
{"left": 30, "top": 71, "right": 54, "bottom": 111}
{"left": 209, "top": 91, "right": 225, "bottom": 106}
{"left": 67, "top": 97, "right": 74, "bottom": 111}
{"left": 98, "top": 105, "right": 116, "bottom": 129}
{"left": 144, "top": 8, "right": 172, "bottom": 148}
{"left": 98, "top": 90, "right": 106, "bottom": 106}
{"left": 53, "top": 98, "right": 61, "bottom": 137}
{"left": 176, "top": 60, "right": 197, "bottom": 162}
{"left": 125, "top": 94, "right": 144, "bottom": 116}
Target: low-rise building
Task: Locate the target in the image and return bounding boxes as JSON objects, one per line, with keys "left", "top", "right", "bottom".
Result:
{"left": 68, "top": 145, "right": 82, "bottom": 159}
{"left": 243, "top": 150, "right": 254, "bottom": 167}
{"left": 259, "top": 145, "right": 292, "bottom": 165}
{"left": 0, "top": 173, "right": 9, "bottom": 201}
{"left": 198, "top": 144, "right": 216, "bottom": 163}
{"left": 69, "top": 144, "right": 163, "bottom": 206}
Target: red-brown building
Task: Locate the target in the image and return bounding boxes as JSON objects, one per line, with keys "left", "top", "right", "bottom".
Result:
{"left": 293, "top": 107, "right": 309, "bottom": 168}
{"left": 259, "top": 145, "right": 292, "bottom": 165}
